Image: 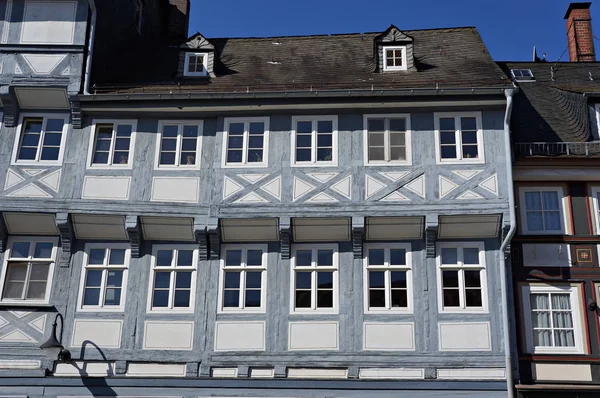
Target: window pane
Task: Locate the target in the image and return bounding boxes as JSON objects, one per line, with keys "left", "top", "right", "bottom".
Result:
{"left": 369, "top": 290, "right": 385, "bottom": 307}
{"left": 462, "top": 131, "right": 478, "bottom": 144}
{"left": 29, "top": 263, "right": 49, "bottom": 281}
{"left": 106, "top": 270, "right": 123, "bottom": 288}
{"left": 177, "top": 250, "right": 193, "bottom": 267}
{"left": 88, "top": 249, "right": 105, "bottom": 265}
{"left": 181, "top": 137, "right": 197, "bottom": 151}
{"left": 83, "top": 287, "right": 101, "bottom": 305}
{"left": 157, "top": 250, "right": 173, "bottom": 267}
{"left": 105, "top": 249, "right": 125, "bottom": 265}
{"left": 225, "top": 250, "right": 242, "bottom": 266}
{"left": 160, "top": 152, "right": 176, "bottom": 165}
{"left": 526, "top": 212, "right": 544, "bottom": 231}
{"left": 317, "top": 290, "right": 333, "bottom": 308}
{"left": 112, "top": 151, "right": 129, "bottom": 165}
{"left": 175, "top": 272, "right": 192, "bottom": 289}
{"left": 317, "top": 271, "right": 333, "bottom": 288}
{"left": 368, "top": 249, "right": 384, "bottom": 266}
{"left": 525, "top": 192, "right": 542, "bottom": 211}
{"left": 367, "top": 119, "right": 385, "bottom": 132}
{"left": 296, "top": 134, "right": 311, "bottom": 148}
{"left": 174, "top": 290, "right": 190, "bottom": 307}
{"left": 390, "top": 271, "right": 407, "bottom": 288}
{"left": 462, "top": 145, "right": 478, "bottom": 159}
{"left": 42, "top": 132, "right": 62, "bottom": 146}
{"left": 224, "top": 290, "right": 239, "bottom": 307}
{"left": 245, "top": 290, "right": 261, "bottom": 307}
{"left": 369, "top": 271, "right": 385, "bottom": 288}
{"left": 116, "top": 125, "right": 132, "bottom": 137}
{"left": 104, "top": 288, "right": 121, "bottom": 306}
{"left": 6, "top": 263, "right": 27, "bottom": 281}
{"left": 317, "top": 134, "right": 332, "bottom": 147}
{"left": 465, "top": 289, "right": 482, "bottom": 307}
{"left": 534, "top": 330, "right": 552, "bottom": 347}
{"left": 295, "top": 250, "right": 312, "bottom": 267}
{"left": 224, "top": 272, "right": 240, "bottom": 289}
{"left": 249, "top": 122, "right": 264, "bottom": 135}
{"left": 551, "top": 294, "right": 572, "bottom": 310}
{"left": 228, "top": 135, "right": 243, "bottom": 149}
{"left": 390, "top": 146, "right": 406, "bottom": 161}
{"left": 391, "top": 289, "right": 408, "bottom": 307}
{"left": 389, "top": 132, "right": 405, "bottom": 146}
{"left": 154, "top": 272, "right": 171, "bottom": 289}
{"left": 246, "top": 272, "right": 262, "bottom": 289}
{"left": 248, "top": 136, "right": 263, "bottom": 149}
{"left": 247, "top": 149, "right": 263, "bottom": 163}
{"left": 440, "top": 131, "right": 456, "bottom": 145}
{"left": 247, "top": 250, "right": 263, "bottom": 266}
{"left": 389, "top": 118, "right": 406, "bottom": 132}
{"left": 296, "top": 148, "right": 311, "bottom": 162}
{"left": 180, "top": 152, "right": 196, "bottom": 165}
{"left": 227, "top": 150, "right": 242, "bottom": 163}
{"left": 85, "top": 270, "right": 103, "bottom": 287}
{"left": 461, "top": 117, "right": 477, "bottom": 131}
{"left": 464, "top": 270, "right": 481, "bottom": 287}
{"left": 162, "top": 125, "right": 178, "bottom": 137}
{"left": 152, "top": 290, "right": 169, "bottom": 307}
{"left": 530, "top": 294, "right": 549, "bottom": 310}
{"left": 297, "top": 121, "right": 312, "bottom": 134}
{"left": 18, "top": 147, "right": 37, "bottom": 160}
{"left": 542, "top": 191, "right": 559, "bottom": 210}
{"left": 463, "top": 248, "right": 480, "bottom": 265}
{"left": 439, "top": 118, "right": 455, "bottom": 131}
{"left": 92, "top": 152, "right": 109, "bottom": 164}
{"left": 443, "top": 289, "right": 460, "bottom": 307}
{"left": 368, "top": 147, "right": 385, "bottom": 161}
{"left": 161, "top": 138, "right": 177, "bottom": 151}
{"left": 317, "top": 120, "right": 333, "bottom": 133}
{"left": 11, "top": 242, "right": 31, "bottom": 258}
{"left": 40, "top": 147, "right": 60, "bottom": 161}
{"left": 295, "top": 272, "right": 311, "bottom": 289}
{"left": 390, "top": 249, "right": 406, "bottom": 265}
{"left": 442, "top": 270, "right": 459, "bottom": 287}
{"left": 26, "top": 281, "right": 47, "bottom": 299}
{"left": 317, "top": 148, "right": 332, "bottom": 161}
{"left": 441, "top": 146, "right": 457, "bottom": 159}
{"left": 317, "top": 250, "right": 333, "bottom": 266}
{"left": 295, "top": 291, "right": 311, "bottom": 308}
{"left": 554, "top": 330, "right": 575, "bottom": 347}
{"left": 441, "top": 248, "right": 458, "bottom": 264}
{"left": 544, "top": 212, "right": 561, "bottom": 231}
{"left": 229, "top": 123, "right": 244, "bottom": 135}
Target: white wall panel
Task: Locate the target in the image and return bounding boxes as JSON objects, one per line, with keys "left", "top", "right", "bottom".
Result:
{"left": 288, "top": 322, "right": 338, "bottom": 351}
{"left": 363, "top": 322, "right": 415, "bottom": 351}
{"left": 438, "top": 322, "right": 491, "bottom": 351}
{"left": 214, "top": 321, "right": 265, "bottom": 352}
{"left": 71, "top": 320, "right": 122, "bottom": 348}
{"left": 21, "top": 1, "right": 77, "bottom": 44}
{"left": 82, "top": 176, "right": 131, "bottom": 200}
{"left": 143, "top": 321, "right": 193, "bottom": 351}
{"left": 151, "top": 177, "right": 199, "bottom": 203}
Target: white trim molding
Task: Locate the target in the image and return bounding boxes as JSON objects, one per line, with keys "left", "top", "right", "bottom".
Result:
{"left": 382, "top": 46, "right": 408, "bottom": 71}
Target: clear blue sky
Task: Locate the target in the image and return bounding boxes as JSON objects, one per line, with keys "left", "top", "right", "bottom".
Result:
{"left": 188, "top": 0, "right": 600, "bottom": 62}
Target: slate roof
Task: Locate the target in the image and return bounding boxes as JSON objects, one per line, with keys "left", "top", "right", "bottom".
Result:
{"left": 92, "top": 27, "right": 510, "bottom": 94}
{"left": 498, "top": 62, "right": 600, "bottom": 144}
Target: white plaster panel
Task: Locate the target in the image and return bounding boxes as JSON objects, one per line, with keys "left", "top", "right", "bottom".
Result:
{"left": 437, "top": 368, "right": 506, "bottom": 380}
{"left": 151, "top": 177, "right": 199, "bottom": 203}
{"left": 287, "top": 368, "right": 348, "bottom": 378}
{"left": 21, "top": 1, "right": 77, "bottom": 44}
{"left": 0, "top": 329, "right": 35, "bottom": 342}
{"left": 363, "top": 322, "right": 415, "bottom": 351}
{"left": 143, "top": 321, "right": 194, "bottom": 350}
{"left": 522, "top": 244, "right": 570, "bottom": 267}
{"left": 532, "top": 363, "right": 592, "bottom": 382}
{"left": 126, "top": 363, "right": 186, "bottom": 377}
{"left": 82, "top": 176, "right": 131, "bottom": 200}
{"left": 54, "top": 361, "right": 114, "bottom": 377}
{"left": 8, "top": 183, "right": 51, "bottom": 198}
{"left": 288, "top": 322, "right": 339, "bottom": 351}
{"left": 21, "top": 54, "right": 66, "bottom": 74}
{"left": 71, "top": 320, "right": 122, "bottom": 348}
{"left": 250, "top": 368, "right": 275, "bottom": 378}
{"left": 438, "top": 322, "right": 491, "bottom": 351}
{"left": 211, "top": 368, "right": 238, "bottom": 377}
{"left": 359, "top": 368, "right": 424, "bottom": 379}
{"left": 0, "top": 360, "right": 41, "bottom": 369}
{"left": 214, "top": 321, "right": 266, "bottom": 352}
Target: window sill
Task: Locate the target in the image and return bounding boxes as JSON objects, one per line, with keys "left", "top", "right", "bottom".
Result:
{"left": 0, "top": 302, "right": 53, "bottom": 309}
{"left": 146, "top": 309, "right": 195, "bottom": 315}
{"left": 365, "top": 161, "right": 412, "bottom": 167}
{"left": 531, "top": 348, "right": 584, "bottom": 355}
{"left": 289, "top": 310, "right": 339, "bottom": 315}
{"left": 77, "top": 308, "right": 125, "bottom": 313}
{"left": 365, "top": 309, "right": 413, "bottom": 315}
{"left": 292, "top": 162, "right": 338, "bottom": 168}
{"left": 222, "top": 163, "right": 268, "bottom": 169}
{"left": 154, "top": 165, "right": 201, "bottom": 171}
{"left": 86, "top": 164, "right": 133, "bottom": 170}
{"left": 218, "top": 309, "right": 267, "bottom": 315}
{"left": 437, "top": 159, "right": 485, "bottom": 165}
{"left": 438, "top": 308, "right": 489, "bottom": 314}
{"left": 11, "top": 160, "right": 63, "bottom": 167}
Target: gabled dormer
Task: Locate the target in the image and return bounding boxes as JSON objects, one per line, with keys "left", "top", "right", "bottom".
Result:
{"left": 375, "top": 25, "right": 416, "bottom": 72}
{"left": 179, "top": 33, "right": 215, "bottom": 78}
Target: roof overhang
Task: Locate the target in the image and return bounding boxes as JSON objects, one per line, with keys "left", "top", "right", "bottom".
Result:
{"left": 3, "top": 212, "right": 59, "bottom": 235}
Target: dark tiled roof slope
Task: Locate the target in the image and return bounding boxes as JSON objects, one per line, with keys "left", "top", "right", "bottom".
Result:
{"left": 93, "top": 27, "right": 510, "bottom": 93}
{"left": 498, "top": 62, "right": 600, "bottom": 143}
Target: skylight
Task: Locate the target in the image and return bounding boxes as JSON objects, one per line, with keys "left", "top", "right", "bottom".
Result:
{"left": 511, "top": 69, "right": 535, "bottom": 81}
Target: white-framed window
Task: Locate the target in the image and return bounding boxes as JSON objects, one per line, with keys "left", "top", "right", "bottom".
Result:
{"left": 590, "top": 186, "right": 600, "bottom": 234}
{"left": 363, "top": 114, "right": 411, "bottom": 166}
{"left": 434, "top": 112, "right": 484, "bottom": 164}
{"left": 290, "top": 244, "right": 338, "bottom": 314}
{"left": 87, "top": 120, "right": 137, "bottom": 168}
{"left": 77, "top": 243, "right": 130, "bottom": 312}
{"left": 147, "top": 245, "right": 198, "bottom": 313}
{"left": 11, "top": 114, "right": 69, "bottom": 166}
{"left": 218, "top": 244, "right": 268, "bottom": 313}
{"left": 363, "top": 243, "right": 412, "bottom": 313}
{"left": 521, "top": 284, "right": 584, "bottom": 354}
{"left": 519, "top": 187, "right": 566, "bottom": 235}
{"left": 383, "top": 46, "right": 407, "bottom": 71}
{"left": 0, "top": 237, "right": 58, "bottom": 304}
{"left": 155, "top": 121, "right": 203, "bottom": 168}
{"left": 291, "top": 116, "right": 338, "bottom": 166}
{"left": 222, "top": 117, "right": 269, "bottom": 167}
{"left": 184, "top": 52, "right": 208, "bottom": 77}
{"left": 436, "top": 242, "right": 487, "bottom": 313}
{"left": 510, "top": 69, "right": 535, "bottom": 82}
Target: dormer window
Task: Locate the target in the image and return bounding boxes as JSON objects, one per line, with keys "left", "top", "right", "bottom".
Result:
{"left": 383, "top": 46, "right": 407, "bottom": 71}
{"left": 184, "top": 53, "right": 208, "bottom": 77}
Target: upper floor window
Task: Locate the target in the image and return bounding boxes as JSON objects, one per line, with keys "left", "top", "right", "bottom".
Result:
{"left": 12, "top": 115, "right": 69, "bottom": 165}
{"left": 218, "top": 244, "right": 267, "bottom": 313}
{"left": 363, "top": 243, "right": 412, "bottom": 313}
{"left": 147, "top": 245, "right": 197, "bottom": 313}
{"left": 223, "top": 117, "right": 269, "bottom": 167}
{"left": 519, "top": 187, "right": 565, "bottom": 235}
{"left": 184, "top": 53, "right": 208, "bottom": 77}
{"left": 521, "top": 285, "right": 584, "bottom": 354}
{"left": 434, "top": 112, "right": 484, "bottom": 164}
{"left": 364, "top": 114, "right": 411, "bottom": 166}
{"left": 290, "top": 244, "right": 338, "bottom": 314}
{"left": 291, "top": 116, "right": 338, "bottom": 166}
{"left": 155, "top": 121, "right": 202, "bottom": 168}
{"left": 0, "top": 237, "right": 58, "bottom": 304}
{"left": 383, "top": 46, "right": 407, "bottom": 71}
{"left": 88, "top": 120, "right": 136, "bottom": 168}
{"left": 436, "top": 242, "right": 487, "bottom": 313}
{"left": 77, "top": 244, "right": 130, "bottom": 312}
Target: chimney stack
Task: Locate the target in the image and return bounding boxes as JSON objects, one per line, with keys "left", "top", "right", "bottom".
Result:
{"left": 564, "top": 2, "right": 596, "bottom": 62}
{"left": 167, "top": 0, "right": 190, "bottom": 41}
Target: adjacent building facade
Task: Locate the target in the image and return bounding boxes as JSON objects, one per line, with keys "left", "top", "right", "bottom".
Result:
{"left": 0, "top": 1, "right": 518, "bottom": 397}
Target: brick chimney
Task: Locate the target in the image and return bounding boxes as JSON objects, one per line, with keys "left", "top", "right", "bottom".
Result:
{"left": 168, "top": 0, "right": 190, "bottom": 41}
{"left": 564, "top": 2, "right": 596, "bottom": 62}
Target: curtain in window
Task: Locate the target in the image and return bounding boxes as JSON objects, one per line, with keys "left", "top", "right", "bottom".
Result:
{"left": 543, "top": 192, "right": 561, "bottom": 230}
{"left": 552, "top": 293, "right": 575, "bottom": 347}
{"left": 525, "top": 192, "right": 543, "bottom": 230}
{"left": 531, "top": 294, "right": 551, "bottom": 346}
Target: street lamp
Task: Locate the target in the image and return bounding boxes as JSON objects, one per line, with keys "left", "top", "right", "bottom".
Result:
{"left": 39, "top": 313, "right": 71, "bottom": 362}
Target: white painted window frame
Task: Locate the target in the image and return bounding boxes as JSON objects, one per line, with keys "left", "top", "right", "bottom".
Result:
{"left": 87, "top": 119, "right": 137, "bottom": 169}
{"left": 154, "top": 120, "right": 203, "bottom": 169}
{"left": 11, "top": 113, "right": 70, "bottom": 166}
{"left": 184, "top": 52, "right": 208, "bottom": 77}
{"left": 363, "top": 114, "right": 412, "bottom": 166}
{"left": 146, "top": 244, "right": 198, "bottom": 314}
{"left": 0, "top": 236, "right": 59, "bottom": 305}
{"left": 382, "top": 45, "right": 407, "bottom": 71}
{"left": 290, "top": 243, "right": 339, "bottom": 314}
{"left": 363, "top": 242, "right": 413, "bottom": 314}
{"left": 218, "top": 244, "right": 268, "bottom": 314}
{"left": 519, "top": 186, "right": 567, "bottom": 235}
{"left": 76, "top": 243, "right": 130, "bottom": 313}
{"left": 222, "top": 117, "right": 270, "bottom": 168}
{"left": 436, "top": 241, "right": 488, "bottom": 314}
{"left": 434, "top": 112, "right": 485, "bottom": 165}
{"left": 590, "top": 186, "right": 600, "bottom": 234}
{"left": 521, "top": 284, "right": 585, "bottom": 354}
{"left": 290, "top": 115, "right": 338, "bottom": 167}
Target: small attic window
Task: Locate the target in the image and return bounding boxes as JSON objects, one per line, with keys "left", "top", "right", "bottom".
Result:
{"left": 383, "top": 46, "right": 407, "bottom": 71}
{"left": 184, "top": 53, "right": 208, "bottom": 77}
{"left": 511, "top": 69, "right": 535, "bottom": 82}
